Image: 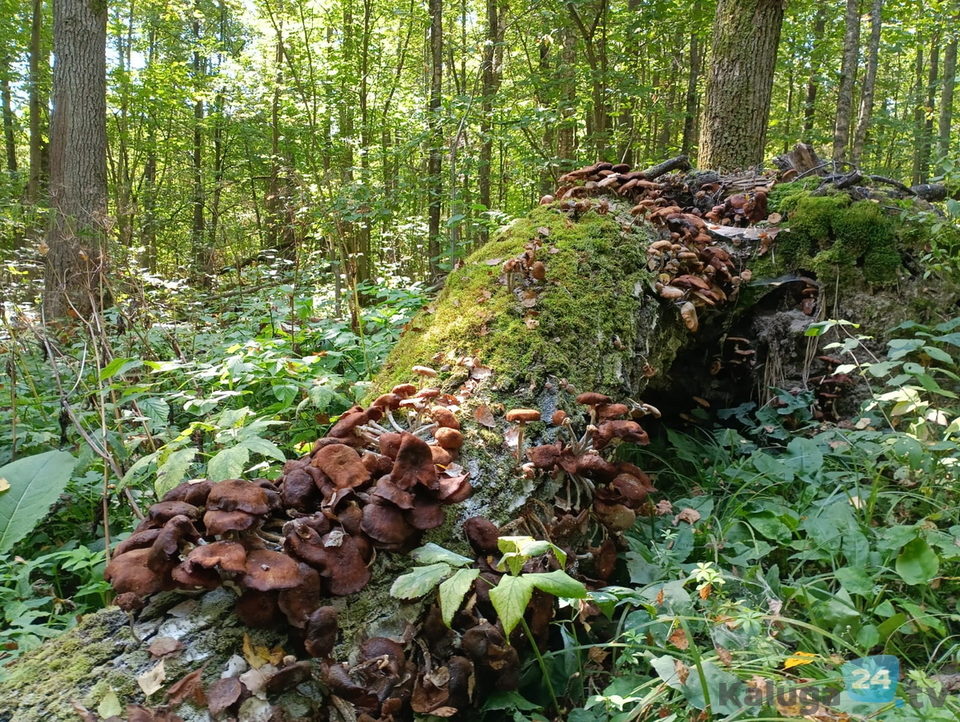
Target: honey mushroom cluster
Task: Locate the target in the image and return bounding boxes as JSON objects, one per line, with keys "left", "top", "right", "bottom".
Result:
{"left": 539, "top": 160, "right": 755, "bottom": 335}
{"left": 516, "top": 392, "right": 660, "bottom": 531}
{"left": 105, "top": 367, "right": 472, "bottom": 649}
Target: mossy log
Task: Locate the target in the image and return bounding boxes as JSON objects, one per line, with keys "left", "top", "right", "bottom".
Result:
{"left": 1, "top": 184, "right": 954, "bottom": 721}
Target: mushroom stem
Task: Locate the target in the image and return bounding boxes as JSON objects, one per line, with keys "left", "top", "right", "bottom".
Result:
{"left": 366, "top": 420, "right": 392, "bottom": 435}
{"left": 385, "top": 409, "right": 405, "bottom": 432}
{"left": 410, "top": 422, "right": 439, "bottom": 439}
{"left": 258, "top": 530, "right": 284, "bottom": 544}
{"left": 515, "top": 423, "right": 526, "bottom": 463}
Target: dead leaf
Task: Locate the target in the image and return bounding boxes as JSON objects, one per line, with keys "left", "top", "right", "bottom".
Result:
{"left": 524, "top": 317, "right": 539, "bottom": 329}
{"left": 69, "top": 702, "right": 99, "bottom": 722}
{"left": 537, "top": 226, "right": 550, "bottom": 236}
{"left": 207, "top": 677, "right": 244, "bottom": 717}
{"left": 477, "top": 290, "right": 492, "bottom": 303}
{"left": 484, "top": 257, "right": 503, "bottom": 266}
{"left": 667, "top": 627, "right": 689, "bottom": 650}
{"left": 148, "top": 637, "right": 182, "bottom": 658}
{"left": 473, "top": 405, "right": 496, "bottom": 428}
{"left": 470, "top": 365, "right": 492, "bottom": 380}
{"left": 0, "top": 478, "right": 9, "bottom": 494}
{"left": 654, "top": 499, "right": 673, "bottom": 516}
{"left": 587, "top": 646, "right": 608, "bottom": 666}
{"left": 699, "top": 584, "right": 712, "bottom": 600}
{"left": 503, "top": 426, "right": 520, "bottom": 449}
{"left": 674, "top": 659, "right": 690, "bottom": 685}
{"left": 716, "top": 647, "right": 733, "bottom": 667}
{"left": 673, "top": 507, "right": 701, "bottom": 525}
{"left": 655, "top": 588, "right": 665, "bottom": 606}
{"left": 242, "top": 633, "right": 284, "bottom": 670}
{"left": 783, "top": 651, "right": 818, "bottom": 669}
{"left": 137, "top": 659, "right": 167, "bottom": 697}
{"left": 97, "top": 690, "right": 123, "bottom": 719}
{"left": 165, "top": 668, "right": 206, "bottom": 706}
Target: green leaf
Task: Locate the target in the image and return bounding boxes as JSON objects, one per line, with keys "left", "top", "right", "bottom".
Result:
{"left": 895, "top": 537, "right": 939, "bottom": 585}
{"left": 138, "top": 397, "right": 170, "bottom": 431}
{"left": 783, "top": 437, "right": 823, "bottom": 477}
{"left": 411, "top": 543, "right": 474, "bottom": 567}
{"left": 439, "top": 568, "right": 480, "bottom": 626}
{"left": 922, "top": 346, "right": 954, "bottom": 364}
{"left": 240, "top": 436, "right": 286, "bottom": 462}
{"left": 0, "top": 451, "right": 77, "bottom": 554}
{"left": 99, "top": 357, "right": 143, "bottom": 381}
{"left": 525, "top": 569, "right": 588, "bottom": 598}
{"left": 489, "top": 574, "right": 534, "bottom": 637}
{"left": 207, "top": 444, "right": 250, "bottom": 481}
{"left": 390, "top": 563, "right": 452, "bottom": 599}
{"left": 835, "top": 566, "right": 875, "bottom": 596}
{"left": 155, "top": 447, "right": 198, "bottom": 497}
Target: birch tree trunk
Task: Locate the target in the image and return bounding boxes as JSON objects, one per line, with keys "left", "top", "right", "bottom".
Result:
{"left": 832, "top": 0, "right": 861, "bottom": 162}
{"left": 851, "top": 0, "right": 883, "bottom": 167}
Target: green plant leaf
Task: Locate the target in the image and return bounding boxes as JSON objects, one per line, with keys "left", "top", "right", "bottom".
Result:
{"left": 99, "top": 357, "right": 143, "bottom": 381}
{"left": 0, "top": 451, "right": 77, "bottom": 554}
{"left": 525, "top": 569, "right": 588, "bottom": 598}
{"left": 835, "top": 566, "right": 875, "bottom": 596}
{"left": 411, "top": 543, "right": 473, "bottom": 567}
{"left": 155, "top": 447, "right": 198, "bottom": 497}
{"left": 439, "top": 568, "right": 480, "bottom": 626}
{"left": 895, "top": 537, "right": 939, "bottom": 585}
{"left": 240, "top": 436, "right": 286, "bottom": 462}
{"left": 489, "top": 574, "right": 534, "bottom": 637}
{"left": 207, "top": 444, "right": 250, "bottom": 481}
{"left": 390, "top": 563, "right": 452, "bottom": 599}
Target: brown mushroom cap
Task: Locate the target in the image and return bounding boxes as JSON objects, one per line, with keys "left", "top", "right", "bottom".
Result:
{"left": 434, "top": 427, "right": 464, "bottom": 450}
{"left": 597, "top": 403, "right": 630, "bottom": 420}
{"left": 242, "top": 550, "right": 301, "bottom": 592}
{"left": 527, "top": 443, "right": 562, "bottom": 469}
{"left": 431, "top": 407, "right": 460, "bottom": 430}
{"left": 389, "top": 433, "right": 438, "bottom": 490}
{"left": 372, "top": 393, "right": 402, "bottom": 411}
{"left": 203, "top": 509, "right": 258, "bottom": 536}
{"left": 592, "top": 420, "right": 650, "bottom": 449}
{"left": 550, "top": 410, "right": 568, "bottom": 426}
{"left": 437, "top": 474, "right": 472, "bottom": 503}
{"left": 412, "top": 365, "right": 438, "bottom": 378}
{"left": 319, "top": 532, "right": 373, "bottom": 595}
{"left": 405, "top": 499, "right": 445, "bottom": 530}
{"left": 463, "top": 517, "right": 501, "bottom": 556}
{"left": 280, "top": 468, "right": 321, "bottom": 512}
{"left": 391, "top": 383, "right": 418, "bottom": 398}
{"left": 186, "top": 540, "right": 248, "bottom": 573}
{"left": 234, "top": 589, "right": 284, "bottom": 627}
{"left": 113, "top": 528, "right": 163, "bottom": 557}
{"left": 312, "top": 443, "right": 371, "bottom": 489}
{"left": 161, "top": 479, "right": 213, "bottom": 507}
{"left": 576, "top": 392, "right": 611, "bottom": 406}
{"left": 278, "top": 563, "right": 323, "bottom": 629}
{"left": 171, "top": 561, "right": 221, "bottom": 590}
{"left": 206, "top": 479, "right": 271, "bottom": 515}
{"left": 147, "top": 500, "right": 200, "bottom": 525}
{"left": 105, "top": 548, "right": 174, "bottom": 596}
{"left": 371, "top": 476, "right": 416, "bottom": 510}
{"left": 429, "top": 445, "right": 453, "bottom": 467}
{"left": 361, "top": 501, "right": 419, "bottom": 548}
{"left": 505, "top": 408, "right": 541, "bottom": 423}
{"left": 304, "top": 606, "right": 339, "bottom": 658}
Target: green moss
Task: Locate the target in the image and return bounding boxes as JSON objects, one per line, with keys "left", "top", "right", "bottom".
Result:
{"left": 766, "top": 177, "right": 824, "bottom": 215}
{"left": 373, "top": 204, "right": 670, "bottom": 396}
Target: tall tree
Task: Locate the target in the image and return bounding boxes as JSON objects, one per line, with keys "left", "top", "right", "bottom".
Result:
{"left": 43, "top": 0, "right": 107, "bottom": 320}
{"left": 478, "top": 0, "right": 505, "bottom": 244}
{"left": 832, "top": 0, "right": 861, "bottom": 162}
{"left": 698, "top": 0, "right": 785, "bottom": 170}
{"left": 851, "top": 0, "right": 883, "bottom": 166}
{"left": 938, "top": 28, "right": 957, "bottom": 161}
{"left": 427, "top": 0, "right": 443, "bottom": 277}
{"left": 26, "top": 0, "right": 47, "bottom": 203}
{"left": 802, "top": 5, "right": 827, "bottom": 136}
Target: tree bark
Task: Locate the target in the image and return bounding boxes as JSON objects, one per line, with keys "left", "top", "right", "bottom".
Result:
{"left": 478, "top": 0, "right": 504, "bottom": 244}
{"left": 698, "top": 0, "right": 785, "bottom": 170}
{"left": 832, "top": 0, "right": 861, "bottom": 162}
{"left": 939, "top": 31, "right": 957, "bottom": 161}
{"left": 1, "top": 67, "right": 17, "bottom": 173}
{"left": 191, "top": 13, "right": 208, "bottom": 283}
{"left": 802, "top": 5, "right": 827, "bottom": 136}
{"left": 680, "top": 1, "right": 703, "bottom": 157}
{"left": 851, "top": 0, "right": 883, "bottom": 167}
{"left": 26, "top": 0, "right": 47, "bottom": 204}
{"left": 42, "top": 0, "right": 107, "bottom": 321}
{"left": 427, "top": 0, "right": 443, "bottom": 278}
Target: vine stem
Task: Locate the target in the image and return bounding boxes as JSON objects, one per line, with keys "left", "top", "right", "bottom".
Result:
{"left": 519, "top": 615, "right": 560, "bottom": 714}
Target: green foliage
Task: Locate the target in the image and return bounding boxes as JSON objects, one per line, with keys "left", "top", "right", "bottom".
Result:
{"left": 0, "top": 451, "right": 77, "bottom": 553}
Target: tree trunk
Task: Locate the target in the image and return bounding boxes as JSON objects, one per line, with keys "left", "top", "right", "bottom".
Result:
{"left": 698, "top": 0, "right": 785, "bottom": 170}
{"left": 802, "top": 5, "right": 827, "bottom": 136}
{"left": 832, "top": 0, "right": 861, "bottom": 162}
{"left": 680, "top": 1, "right": 703, "bottom": 157}
{"left": 939, "top": 31, "right": 957, "bottom": 161}
{"left": 26, "top": 0, "right": 47, "bottom": 204}
{"left": 427, "top": 0, "right": 443, "bottom": 279}
{"left": 191, "top": 14, "right": 208, "bottom": 283}
{"left": 912, "top": 45, "right": 926, "bottom": 185}
{"left": 851, "top": 0, "right": 883, "bottom": 167}
{"left": 42, "top": 0, "right": 107, "bottom": 321}
{"left": 1, "top": 68, "right": 17, "bottom": 173}
{"left": 478, "top": 0, "right": 504, "bottom": 244}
